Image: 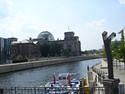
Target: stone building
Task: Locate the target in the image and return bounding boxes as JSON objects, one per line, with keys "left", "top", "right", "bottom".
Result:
{"left": 11, "top": 31, "right": 81, "bottom": 60}
{"left": 54, "top": 32, "right": 81, "bottom": 56}
{"left": 63, "top": 32, "right": 81, "bottom": 56}
{"left": 11, "top": 41, "right": 40, "bottom": 59}
{"left": 37, "top": 31, "right": 81, "bottom": 56}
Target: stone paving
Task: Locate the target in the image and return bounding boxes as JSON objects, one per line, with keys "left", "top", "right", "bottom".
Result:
{"left": 87, "top": 61, "right": 105, "bottom": 94}
{"left": 114, "top": 63, "right": 125, "bottom": 84}
{"left": 93, "top": 59, "right": 125, "bottom": 84}
{"left": 86, "top": 59, "right": 125, "bottom": 94}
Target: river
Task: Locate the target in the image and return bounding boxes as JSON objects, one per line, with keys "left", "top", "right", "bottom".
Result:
{"left": 0, "top": 58, "right": 101, "bottom": 87}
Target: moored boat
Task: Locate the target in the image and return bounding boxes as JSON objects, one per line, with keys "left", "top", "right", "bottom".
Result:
{"left": 43, "top": 73, "right": 80, "bottom": 94}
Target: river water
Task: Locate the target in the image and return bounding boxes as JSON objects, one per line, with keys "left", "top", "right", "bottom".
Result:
{"left": 0, "top": 59, "right": 101, "bottom": 87}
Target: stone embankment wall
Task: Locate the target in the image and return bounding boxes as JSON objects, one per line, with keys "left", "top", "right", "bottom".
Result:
{"left": 0, "top": 56, "right": 101, "bottom": 74}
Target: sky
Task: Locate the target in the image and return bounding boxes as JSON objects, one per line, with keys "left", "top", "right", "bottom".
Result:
{"left": 0, "top": 0, "right": 125, "bottom": 50}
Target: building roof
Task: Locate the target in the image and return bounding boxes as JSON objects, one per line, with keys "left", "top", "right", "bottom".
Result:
{"left": 37, "top": 31, "right": 55, "bottom": 41}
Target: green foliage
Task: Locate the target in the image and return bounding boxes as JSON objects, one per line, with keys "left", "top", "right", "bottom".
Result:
{"left": 82, "top": 49, "right": 100, "bottom": 56}
{"left": 62, "top": 49, "right": 71, "bottom": 57}
{"left": 111, "top": 40, "right": 121, "bottom": 60}
{"left": 49, "top": 42, "right": 63, "bottom": 56}
{"left": 39, "top": 43, "right": 50, "bottom": 57}
{"left": 111, "top": 39, "right": 125, "bottom": 63}
{"left": 39, "top": 42, "right": 63, "bottom": 57}
{"left": 13, "top": 55, "right": 28, "bottom": 63}
{"left": 102, "top": 49, "right": 106, "bottom": 58}
{"left": 118, "top": 39, "right": 125, "bottom": 62}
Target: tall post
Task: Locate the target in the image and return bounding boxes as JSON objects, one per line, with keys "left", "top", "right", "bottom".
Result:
{"left": 102, "top": 31, "right": 120, "bottom": 94}
{"left": 102, "top": 31, "right": 116, "bottom": 79}
{"left": 0, "top": 89, "right": 3, "bottom": 94}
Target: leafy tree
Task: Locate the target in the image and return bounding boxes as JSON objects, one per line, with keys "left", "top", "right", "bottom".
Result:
{"left": 49, "top": 42, "right": 63, "bottom": 56}
{"left": 119, "top": 41, "right": 125, "bottom": 68}
{"left": 39, "top": 43, "right": 50, "bottom": 57}
{"left": 13, "top": 55, "right": 28, "bottom": 63}
{"left": 111, "top": 30, "right": 125, "bottom": 69}
{"left": 102, "top": 48, "right": 106, "bottom": 58}
{"left": 39, "top": 42, "right": 63, "bottom": 57}
{"left": 111, "top": 40, "right": 121, "bottom": 68}
{"left": 62, "top": 49, "right": 71, "bottom": 57}
{"left": 112, "top": 40, "right": 121, "bottom": 59}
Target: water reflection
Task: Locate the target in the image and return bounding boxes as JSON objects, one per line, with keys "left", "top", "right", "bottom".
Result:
{"left": 0, "top": 59, "right": 101, "bottom": 87}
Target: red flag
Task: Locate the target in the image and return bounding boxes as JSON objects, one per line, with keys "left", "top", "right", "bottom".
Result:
{"left": 53, "top": 73, "right": 56, "bottom": 84}
{"left": 67, "top": 73, "right": 71, "bottom": 85}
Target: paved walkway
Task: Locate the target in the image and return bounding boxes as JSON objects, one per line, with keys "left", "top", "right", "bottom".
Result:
{"left": 114, "top": 63, "right": 125, "bottom": 84}
{"left": 87, "top": 59, "right": 125, "bottom": 94}
{"left": 87, "top": 61, "right": 105, "bottom": 94}
{"left": 94, "top": 59, "right": 125, "bottom": 84}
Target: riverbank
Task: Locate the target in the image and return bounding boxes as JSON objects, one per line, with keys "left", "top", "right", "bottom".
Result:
{"left": 0, "top": 56, "right": 101, "bottom": 74}
{"left": 90, "top": 59, "right": 125, "bottom": 85}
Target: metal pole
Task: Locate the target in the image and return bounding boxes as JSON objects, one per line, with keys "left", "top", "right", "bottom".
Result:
{"left": 102, "top": 31, "right": 116, "bottom": 79}
{"left": 103, "top": 39, "right": 114, "bottom": 79}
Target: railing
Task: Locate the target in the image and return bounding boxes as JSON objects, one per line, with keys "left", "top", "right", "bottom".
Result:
{"left": 90, "top": 85, "right": 125, "bottom": 94}
{"left": 91, "top": 87, "right": 105, "bottom": 94}
{"left": 119, "top": 84, "right": 125, "bottom": 94}
{"left": 0, "top": 86, "right": 125, "bottom": 94}
{"left": 0, "top": 87, "right": 79, "bottom": 94}
{"left": 0, "top": 87, "right": 106, "bottom": 94}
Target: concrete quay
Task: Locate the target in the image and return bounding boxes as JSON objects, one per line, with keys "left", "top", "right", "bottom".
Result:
{"left": 90, "top": 59, "right": 125, "bottom": 85}
{"left": 0, "top": 56, "right": 100, "bottom": 74}
{"left": 86, "top": 61, "right": 105, "bottom": 94}
{"left": 88, "top": 59, "right": 125, "bottom": 94}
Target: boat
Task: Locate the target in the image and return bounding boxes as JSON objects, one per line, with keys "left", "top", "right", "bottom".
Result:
{"left": 44, "top": 73, "right": 80, "bottom": 94}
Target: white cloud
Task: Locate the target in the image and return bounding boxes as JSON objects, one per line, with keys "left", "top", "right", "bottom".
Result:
{"left": 85, "top": 19, "right": 108, "bottom": 32}
{"left": 0, "top": 0, "right": 113, "bottom": 50}
{"left": 0, "top": 0, "right": 42, "bottom": 40}
{"left": 0, "top": 0, "right": 13, "bottom": 18}
{"left": 78, "top": 19, "right": 110, "bottom": 50}
{"left": 0, "top": 14, "right": 42, "bottom": 40}
{"left": 119, "top": 0, "right": 125, "bottom": 4}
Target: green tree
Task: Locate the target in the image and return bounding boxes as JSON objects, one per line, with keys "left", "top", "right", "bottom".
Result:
{"left": 62, "top": 49, "right": 71, "bottom": 57}
{"left": 111, "top": 29, "right": 125, "bottom": 69}
{"left": 119, "top": 41, "right": 125, "bottom": 68}
{"left": 13, "top": 55, "right": 28, "bottom": 63}
{"left": 112, "top": 40, "right": 121, "bottom": 59}
{"left": 39, "top": 42, "right": 63, "bottom": 57}
{"left": 102, "top": 49, "right": 106, "bottom": 58}
{"left": 39, "top": 43, "right": 50, "bottom": 57}
{"left": 111, "top": 40, "right": 121, "bottom": 68}
{"left": 49, "top": 42, "right": 63, "bottom": 56}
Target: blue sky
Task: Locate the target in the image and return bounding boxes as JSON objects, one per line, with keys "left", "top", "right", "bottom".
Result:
{"left": 0, "top": 0, "right": 125, "bottom": 50}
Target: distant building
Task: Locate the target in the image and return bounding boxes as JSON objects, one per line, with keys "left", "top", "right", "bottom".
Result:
{"left": 63, "top": 32, "right": 81, "bottom": 56}
{"left": 11, "top": 41, "right": 40, "bottom": 59}
{"left": 11, "top": 31, "right": 81, "bottom": 60}
{"left": 37, "top": 31, "right": 81, "bottom": 56}
{"left": 0, "top": 37, "right": 11, "bottom": 64}
{"left": 8, "top": 37, "right": 18, "bottom": 42}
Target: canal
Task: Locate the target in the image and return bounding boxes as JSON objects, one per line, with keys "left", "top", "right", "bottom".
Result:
{"left": 0, "top": 58, "right": 101, "bottom": 87}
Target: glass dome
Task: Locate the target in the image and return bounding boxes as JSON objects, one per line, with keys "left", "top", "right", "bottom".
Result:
{"left": 37, "top": 31, "right": 55, "bottom": 41}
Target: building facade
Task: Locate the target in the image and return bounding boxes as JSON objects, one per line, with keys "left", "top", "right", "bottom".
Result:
{"left": 11, "top": 42, "right": 40, "bottom": 59}
{"left": 63, "top": 32, "right": 81, "bottom": 56}
{"left": 11, "top": 31, "right": 81, "bottom": 60}
{"left": 0, "top": 38, "right": 11, "bottom": 64}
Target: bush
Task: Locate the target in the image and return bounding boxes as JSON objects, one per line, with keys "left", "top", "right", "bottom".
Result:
{"left": 13, "top": 55, "right": 28, "bottom": 63}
